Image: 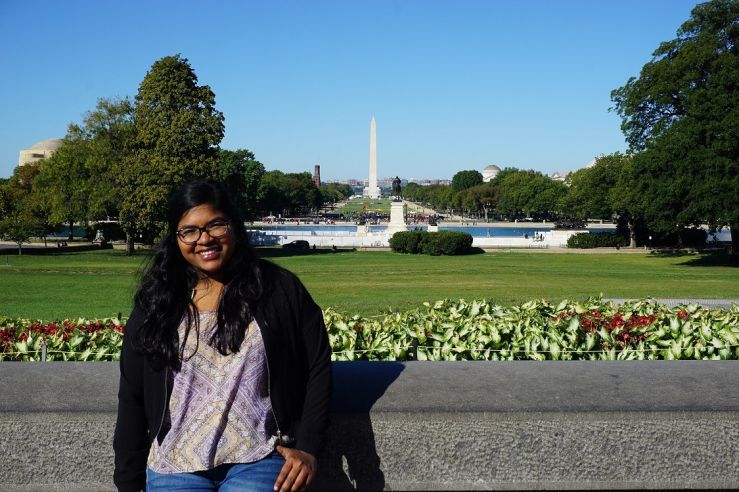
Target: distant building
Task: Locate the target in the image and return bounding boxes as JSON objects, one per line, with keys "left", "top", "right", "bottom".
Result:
{"left": 550, "top": 171, "right": 570, "bottom": 182}
{"left": 482, "top": 164, "right": 501, "bottom": 182}
{"left": 313, "top": 164, "right": 321, "bottom": 188}
{"left": 18, "top": 138, "right": 63, "bottom": 166}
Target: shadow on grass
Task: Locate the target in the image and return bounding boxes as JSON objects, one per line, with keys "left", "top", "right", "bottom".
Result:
{"left": 463, "top": 246, "right": 486, "bottom": 255}
{"left": 256, "top": 247, "right": 357, "bottom": 258}
{"left": 678, "top": 254, "right": 739, "bottom": 267}
{"left": 0, "top": 244, "right": 110, "bottom": 256}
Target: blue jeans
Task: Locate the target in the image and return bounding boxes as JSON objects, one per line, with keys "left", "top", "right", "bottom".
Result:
{"left": 146, "top": 452, "right": 285, "bottom": 491}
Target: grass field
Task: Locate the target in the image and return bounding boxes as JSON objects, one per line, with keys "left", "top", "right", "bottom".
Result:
{"left": 335, "top": 197, "right": 392, "bottom": 214}
{"left": 0, "top": 248, "right": 737, "bottom": 320}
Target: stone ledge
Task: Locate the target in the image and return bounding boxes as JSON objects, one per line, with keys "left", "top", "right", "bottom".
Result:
{"left": 1, "top": 361, "right": 737, "bottom": 490}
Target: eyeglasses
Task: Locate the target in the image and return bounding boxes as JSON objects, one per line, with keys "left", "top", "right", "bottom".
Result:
{"left": 176, "top": 221, "right": 231, "bottom": 244}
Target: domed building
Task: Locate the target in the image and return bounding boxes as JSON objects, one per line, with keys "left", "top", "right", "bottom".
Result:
{"left": 482, "top": 164, "right": 501, "bottom": 182}
{"left": 18, "top": 138, "right": 63, "bottom": 167}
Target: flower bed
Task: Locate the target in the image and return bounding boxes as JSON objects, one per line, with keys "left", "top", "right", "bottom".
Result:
{"left": 0, "top": 318, "right": 124, "bottom": 361}
{"left": 2, "top": 298, "right": 738, "bottom": 361}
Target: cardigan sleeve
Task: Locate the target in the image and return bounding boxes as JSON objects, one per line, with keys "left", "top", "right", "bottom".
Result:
{"left": 292, "top": 276, "right": 333, "bottom": 457}
{"left": 113, "top": 306, "right": 149, "bottom": 492}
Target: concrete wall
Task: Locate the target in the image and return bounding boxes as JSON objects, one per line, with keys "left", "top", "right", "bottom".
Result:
{"left": 1, "top": 361, "right": 737, "bottom": 490}
{"left": 250, "top": 230, "right": 582, "bottom": 249}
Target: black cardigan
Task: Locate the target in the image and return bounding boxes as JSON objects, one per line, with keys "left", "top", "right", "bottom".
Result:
{"left": 113, "top": 261, "right": 332, "bottom": 491}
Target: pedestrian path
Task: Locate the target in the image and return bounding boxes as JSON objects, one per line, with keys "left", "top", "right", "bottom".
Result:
{"left": 608, "top": 298, "right": 739, "bottom": 310}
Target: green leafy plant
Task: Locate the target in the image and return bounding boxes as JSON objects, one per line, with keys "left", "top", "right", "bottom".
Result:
{"left": 2, "top": 298, "right": 737, "bottom": 362}
{"left": 389, "top": 231, "right": 473, "bottom": 255}
{"left": 567, "top": 232, "right": 630, "bottom": 249}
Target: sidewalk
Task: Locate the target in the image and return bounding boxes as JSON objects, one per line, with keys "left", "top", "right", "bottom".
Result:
{"left": 608, "top": 298, "right": 739, "bottom": 310}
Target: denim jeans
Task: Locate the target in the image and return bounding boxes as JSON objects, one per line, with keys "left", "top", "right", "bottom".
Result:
{"left": 146, "top": 452, "right": 285, "bottom": 491}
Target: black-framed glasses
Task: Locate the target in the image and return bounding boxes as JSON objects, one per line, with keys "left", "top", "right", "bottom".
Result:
{"left": 176, "top": 221, "right": 231, "bottom": 244}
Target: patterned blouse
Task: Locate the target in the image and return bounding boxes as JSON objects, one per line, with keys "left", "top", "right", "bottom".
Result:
{"left": 147, "top": 312, "right": 277, "bottom": 473}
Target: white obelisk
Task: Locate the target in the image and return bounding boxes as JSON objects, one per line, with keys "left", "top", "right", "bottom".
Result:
{"left": 363, "top": 116, "right": 381, "bottom": 198}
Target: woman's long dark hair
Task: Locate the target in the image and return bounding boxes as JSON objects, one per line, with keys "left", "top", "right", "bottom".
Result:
{"left": 133, "top": 179, "right": 263, "bottom": 370}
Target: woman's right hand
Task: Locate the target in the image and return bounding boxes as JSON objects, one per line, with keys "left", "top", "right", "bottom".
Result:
{"left": 273, "top": 446, "right": 317, "bottom": 492}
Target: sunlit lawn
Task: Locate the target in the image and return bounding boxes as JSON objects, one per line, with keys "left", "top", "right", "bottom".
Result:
{"left": 0, "top": 248, "right": 737, "bottom": 320}
{"left": 335, "top": 197, "right": 392, "bottom": 214}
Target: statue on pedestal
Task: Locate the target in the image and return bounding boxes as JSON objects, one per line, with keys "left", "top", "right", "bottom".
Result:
{"left": 391, "top": 176, "right": 402, "bottom": 201}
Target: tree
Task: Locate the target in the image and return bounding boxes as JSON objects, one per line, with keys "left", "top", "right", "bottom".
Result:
{"left": 0, "top": 166, "right": 43, "bottom": 254}
{"left": 611, "top": 0, "right": 739, "bottom": 251}
{"left": 609, "top": 154, "right": 647, "bottom": 248}
{"left": 35, "top": 135, "right": 91, "bottom": 240}
{"left": 259, "top": 170, "right": 289, "bottom": 217}
{"left": 561, "top": 156, "right": 622, "bottom": 221}
{"left": 30, "top": 98, "right": 134, "bottom": 244}
{"left": 80, "top": 98, "right": 135, "bottom": 222}
{"left": 561, "top": 153, "right": 644, "bottom": 247}
{"left": 218, "top": 149, "right": 265, "bottom": 220}
{"left": 493, "top": 169, "right": 566, "bottom": 219}
{"left": 319, "top": 183, "right": 353, "bottom": 207}
{"left": 119, "top": 54, "right": 225, "bottom": 254}
{"left": 467, "top": 184, "right": 498, "bottom": 221}
{"left": 451, "top": 170, "right": 483, "bottom": 192}
{"left": 259, "top": 171, "right": 321, "bottom": 217}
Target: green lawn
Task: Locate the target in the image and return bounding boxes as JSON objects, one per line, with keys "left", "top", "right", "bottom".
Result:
{"left": 335, "top": 197, "right": 392, "bottom": 214}
{"left": 0, "top": 249, "right": 737, "bottom": 320}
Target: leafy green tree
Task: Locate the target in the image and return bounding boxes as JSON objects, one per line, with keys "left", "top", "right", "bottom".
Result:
{"left": 0, "top": 166, "right": 43, "bottom": 254}
{"left": 561, "top": 153, "right": 644, "bottom": 247}
{"left": 259, "top": 170, "right": 289, "bottom": 217}
{"left": 494, "top": 169, "right": 566, "bottom": 219}
{"left": 609, "top": 154, "right": 646, "bottom": 248}
{"left": 319, "top": 182, "right": 353, "bottom": 207}
{"left": 79, "top": 98, "right": 135, "bottom": 221}
{"left": 611, "top": 0, "right": 739, "bottom": 251}
{"left": 259, "top": 171, "right": 321, "bottom": 217}
{"left": 0, "top": 215, "right": 40, "bottom": 255}
{"left": 15, "top": 162, "right": 54, "bottom": 246}
{"left": 218, "top": 149, "right": 265, "bottom": 220}
{"left": 35, "top": 135, "right": 91, "bottom": 240}
{"left": 451, "top": 170, "right": 483, "bottom": 192}
{"left": 120, "top": 54, "right": 225, "bottom": 254}
{"left": 561, "top": 156, "right": 622, "bottom": 221}
{"left": 467, "top": 184, "right": 499, "bottom": 221}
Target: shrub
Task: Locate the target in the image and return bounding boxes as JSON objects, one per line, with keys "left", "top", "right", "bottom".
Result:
{"left": 390, "top": 231, "right": 473, "bottom": 255}
{"left": 567, "top": 232, "right": 629, "bottom": 249}
{"left": 388, "top": 230, "right": 425, "bottom": 254}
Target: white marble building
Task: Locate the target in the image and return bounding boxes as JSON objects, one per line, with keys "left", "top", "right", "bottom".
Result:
{"left": 18, "top": 138, "right": 63, "bottom": 166}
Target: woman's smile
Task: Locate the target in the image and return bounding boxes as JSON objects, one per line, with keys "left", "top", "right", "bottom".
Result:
{"left": 197, "top": 246, "right": 222, "bottom": 261}
{"left": 177, "top": 203, "right": 235, "bottom": 279}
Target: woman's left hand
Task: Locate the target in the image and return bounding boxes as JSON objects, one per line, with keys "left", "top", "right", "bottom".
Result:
{"left": 273, "top": 445, "right": 317, "bottom": 492}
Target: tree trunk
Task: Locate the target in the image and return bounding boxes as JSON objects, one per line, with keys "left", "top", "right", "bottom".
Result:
{"left": 730, "top": 221, "right": 738, "bottom": 255}
{"left": 17, "top": 242, "right": 22, "bottom": 255}
{"left": 68, "top": 219, "right": 74, "bottom": 242}
{"left": 628, "top": 220, "right": 637, "bottom": 248}
{"left": 125, "top": 232, "right": 134, "bottom": 256}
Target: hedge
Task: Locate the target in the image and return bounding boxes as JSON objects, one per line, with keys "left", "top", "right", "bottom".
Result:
{"left": 390, "top": 230, "right": 473, "bottom": 255}
{"left": 567, "top": 232, "right": 630, "bottom": 249}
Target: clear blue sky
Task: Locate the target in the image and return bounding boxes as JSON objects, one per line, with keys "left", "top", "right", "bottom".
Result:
{"left": 0, "top": 0, "right": 703, "bottom": 180}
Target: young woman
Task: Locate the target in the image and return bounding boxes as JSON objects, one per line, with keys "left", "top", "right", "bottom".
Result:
{"left": 114, "top": 180, "right": 332, "bottom": 491}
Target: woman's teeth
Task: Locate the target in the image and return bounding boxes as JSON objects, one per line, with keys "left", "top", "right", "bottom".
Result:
{"left": 198, "top": 249, "right": 220, "bottom": 260}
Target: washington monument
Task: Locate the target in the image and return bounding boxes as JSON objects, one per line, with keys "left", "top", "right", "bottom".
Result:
{"left": 363, "top": 116, "right": 381, "bottom": 198}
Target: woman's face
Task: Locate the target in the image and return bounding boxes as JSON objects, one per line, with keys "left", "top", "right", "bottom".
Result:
{"left": 176, "top": 203, "right": 236, "bottom": 280}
